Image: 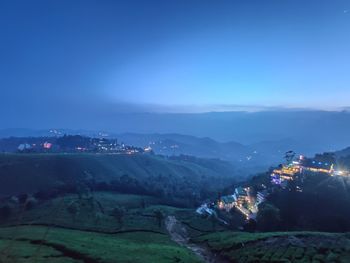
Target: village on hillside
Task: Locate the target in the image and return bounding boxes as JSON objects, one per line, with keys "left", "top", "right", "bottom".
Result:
{"left": 6, "top": 135, "right": 153, "bottom": 155}
{"left": 197, "top": 151, "right": 350, "bottom": 221}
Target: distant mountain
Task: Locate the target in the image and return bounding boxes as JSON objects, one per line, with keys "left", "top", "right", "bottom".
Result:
{"left": 2, "top": 110, "right": 350, "bottom": 174}
{"left": 0, "top": 128, "right": 107, "bottom": 139}
{"left": 2, "top": 110, "right": 349, "bottom": 158}
{"left": 116, "top": 133, "right": 312, "bottom": 174}
{"left": 0, "top": 131, "right": 341, "bottom": 175}
{"left": 335, "top": 146, "right": 350, "bottom": 158}
{"left": 117, "top": 133, "right": 246, "bottom": 158}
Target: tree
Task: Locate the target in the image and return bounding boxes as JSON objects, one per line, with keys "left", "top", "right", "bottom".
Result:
{"left": 154, "top": 210, "right": 164, "bottom": 228}
{"left": 285, "top": 151, "right": 296, "bottom": 164}
{"left": 140, "top": 199, "right": 146, "bottom": 209}
{"left": 209, "top": 213, "right": 217, "bottom": 230}
{"left": 25, "top": 197, "right": 38, "bottom": 210}
{"left": 256, "top": 203, "right": 281, "bottom": 231}
{"left": 94, "top": 211, "right": 104, "bottom": 225}
{"left": 0, "top": 205, "right": 11, "bottom": 220}
{"left": 243, "top": 219, "right": 257, "bottom": 232}
{"left": 67, "top": 201, "right": 80, "bottom": 221}
{"left": 112, "top": 206, "right": 125, "bottom": 227}
{"left": 17, "top": 193, "right": 28, "bottom": 204}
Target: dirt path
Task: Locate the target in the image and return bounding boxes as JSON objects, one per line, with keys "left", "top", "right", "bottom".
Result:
{"left": 165, "top": 216, "right": 228, "bottom": 263}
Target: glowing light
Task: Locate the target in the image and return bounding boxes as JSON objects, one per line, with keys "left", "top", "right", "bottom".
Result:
{"left": 43, "top": 142, "right": 52, "bottom": 149}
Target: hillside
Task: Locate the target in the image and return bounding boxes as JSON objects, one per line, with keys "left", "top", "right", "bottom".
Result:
{"left": 242, "top": 150, "right": 350, "bottom": 232}
{"left": 0, "top": 153, "right": 238, "bottom": 199}
{"left": 1, "top": 152, "right": 350, "bottom": 262}
{"left": 117, "top": 133, "right": 247, "bottom": 158}
{"left": 0, "top": 134, "right": 288, "bottom": 175}
{"left": 193, "top": 231, "right": 350, "bottom": 262}
{"left": 116, "top": 133, "right": 301, "bottom": 174}
{"left": 1, "top": 191, "right": 349, "bottom": 262}
{"left": 0, "top": 192, "right": 209, "bottom": 263}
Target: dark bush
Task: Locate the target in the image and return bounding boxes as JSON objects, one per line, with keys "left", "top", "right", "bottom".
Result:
{"left": 17, "top": 193, "right": 28, "bottom": 204}
{"left": 0, "top": 205, "right": 12, "bottom": 219}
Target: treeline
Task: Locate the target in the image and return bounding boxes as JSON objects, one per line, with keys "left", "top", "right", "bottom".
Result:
{"left": 0, "top": 171, "right": 220, "bottom": 220}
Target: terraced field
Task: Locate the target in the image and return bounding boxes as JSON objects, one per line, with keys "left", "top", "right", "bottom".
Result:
{"left": 193, "top": 231, "right": 350, "bottom": 263}
{"left": 0, "top": 226, "right": 201, "bottom": 263}
{"left": 0, "top": 192, "right": 223, "bottom": 262}
{"left": 2, "top": 192, "right": 350, "bottom": 262}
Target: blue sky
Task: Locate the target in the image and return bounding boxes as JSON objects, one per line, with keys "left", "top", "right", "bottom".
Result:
{"left": 0, "top": 0, "right": 350, "bottom": 119}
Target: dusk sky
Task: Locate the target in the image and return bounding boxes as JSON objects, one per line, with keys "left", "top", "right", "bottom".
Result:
{"left": 1, "top": 0, "right": 350, "bottom": 127}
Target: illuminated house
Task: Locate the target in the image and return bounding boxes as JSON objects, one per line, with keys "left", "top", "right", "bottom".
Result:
{"left": 271, "top": 173, "right": 282, "bottom": 185}
{"left": 271, "top": 164, "right": 299, "bottom": 186}
{"left": 333, "top": 170, "right": 350, "bottom": 177}
{"left": 196, "top": 204, "right": 214, "bottom": 216}
{"left": 17, "top": 143, "right": 32, "bottom": 152}
{"left": 273, "top": 164, "right": 300, "bottom": 179}
{"left": 256, "top": 190, "right": 268, "bottom": 205}
{"left": 43, "top": 142, "right": 52, "bottom": 149}
{"left": 217, "top": 195, "right": 235, "bottom": 211}
{"left": 233, "top": 187, "right": 248, "bottom": 206}
{"left": 271, "top": 153, "right": 336, "bottom": 187}
{"left": 302, "top": 158, "right": 334, "bottom": 174}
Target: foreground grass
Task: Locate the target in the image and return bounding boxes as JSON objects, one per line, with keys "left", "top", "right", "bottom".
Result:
{"left": 0, "top": 238, "right": 77, "bottom": 263}
{"left": 193, "top": 231, "right": 350, "bottom": 263}
{"left": 0, "top": 192, "right": 219, "bottom": 262}
{"left": 0, "top": 226, "right": 201, "bottom": 263}
{"left": 4, "top": 192, "right": 227, "bottom": 238}
{"left": 3, "top": 192, "right": 172, "bottom": 233}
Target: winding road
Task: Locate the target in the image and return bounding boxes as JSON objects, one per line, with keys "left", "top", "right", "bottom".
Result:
{"left": 165, "top": 216, "right": 228, "bottom": 263}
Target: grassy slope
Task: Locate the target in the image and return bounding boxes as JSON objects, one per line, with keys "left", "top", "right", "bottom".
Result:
{"left": 193, "top": 231, "right": 350, "bottom": 263}
{"left": 0, "top": 192, "right": 226, "bottom": 262}
{"left": 2, "top": 192, "right": 168, "bottom": 231}
{"left": 1, "top": 191, "right": 350, "bottom": 262}
{"left": 2, "top": 192, "right": 227, "bottom": 234}
{"left": 0, "top": 153, "right": 236, "bottom": 196}
{"left": 0, "top": 226, "right": 201, "bottom": 263}
{"left": 0, "top": 192, "right": 208, "bottom": 263}
{"left": 0, "top": 238, "right": 77, "bottom": 263}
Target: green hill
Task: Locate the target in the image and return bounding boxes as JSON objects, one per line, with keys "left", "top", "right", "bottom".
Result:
{"left": 0, "top": 191, "right": 227, "bottom": 262}
{"left": 193, "top": 231, "right": 350, "bottom": 262}
{"left": 0, "top": 153, "right": 238, "bottom": 198}
{"left": 0, "top": 188, "right": 349, "bottom": 262}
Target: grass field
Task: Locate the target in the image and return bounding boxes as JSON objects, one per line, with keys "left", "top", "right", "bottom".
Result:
{"left": 193, "top": 231, "right": 350, "bottom": 262}
{"left": 2, "top": 192, "right": 173, "bottom": 232}
{"left": 0, "top": 192, "right": 222, "bottom": 262}
{"left": 0, "top": 226, "right": 201, "bottom": 263}
{"left": 0, "top": 192, "right": 210, "bottom": 262}
{"left": 3, "top": 191, "right": 350, "bottom": 262}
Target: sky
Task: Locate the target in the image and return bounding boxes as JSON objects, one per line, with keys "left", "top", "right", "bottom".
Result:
{"left": 0, "top": 0, "right": 350, "bottom": 128}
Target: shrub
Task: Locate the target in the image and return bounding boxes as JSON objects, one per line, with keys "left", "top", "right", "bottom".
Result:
{"left": 0, "top": 205, "right": 12, "bottom": 219}
{"left": 17, "top": 193, "right": 28, "bottom": 204}
{"left": 25, "top": 197, "right": 38, "bottom": 210}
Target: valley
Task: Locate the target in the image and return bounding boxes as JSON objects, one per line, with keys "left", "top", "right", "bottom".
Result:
{"left": 1, "top": 135, "right": 350, "bottom": 262}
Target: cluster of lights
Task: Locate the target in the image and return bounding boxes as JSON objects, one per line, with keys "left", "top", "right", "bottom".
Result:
{"left": 311, "top": 160, "right": 330, "bottom": 166}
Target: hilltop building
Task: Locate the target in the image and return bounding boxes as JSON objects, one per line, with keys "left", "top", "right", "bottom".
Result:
{"left": 17, "top": 143, "right": 32, "bottom": 152}
{"left": 196, "top": 204, "right": 215, "bottom": 216}
{"left": 271, "top": 153, "right": 337, "bottom": 187}
{"left": 213, "top": 152, "right": 350, "bottom": 224}
{"left": 301, "top": 158, "right": 334, "bottom": 174}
